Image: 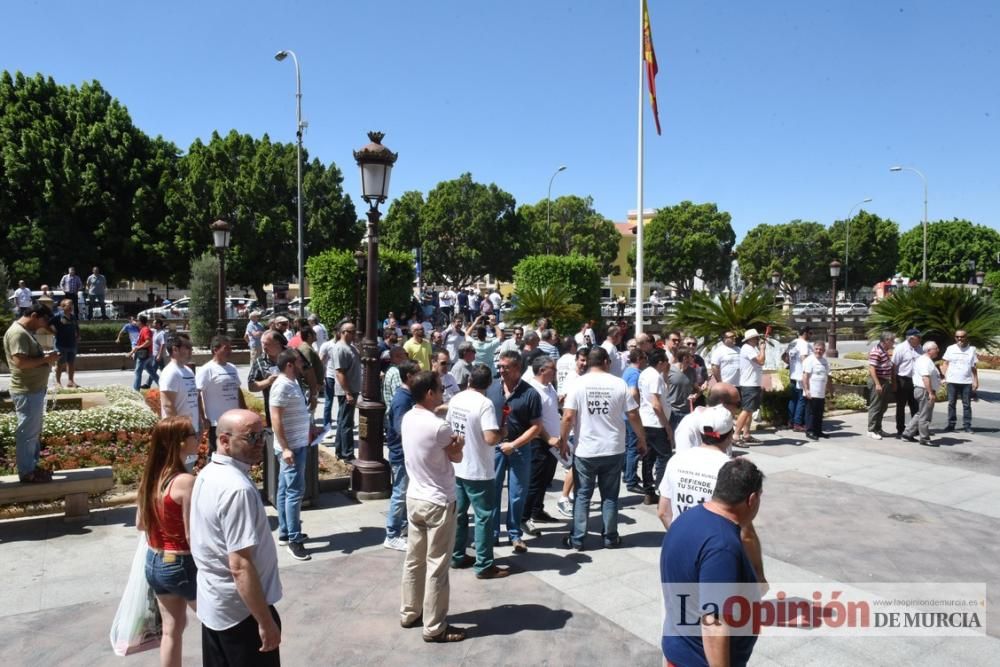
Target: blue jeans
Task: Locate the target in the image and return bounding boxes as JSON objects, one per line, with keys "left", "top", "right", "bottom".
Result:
{"left": 492, "top": 444, "right": 531, "bottom": 542}
{"left": 623, "top": 419, "right": 640, "bottom": 486}
{"left": 132, "top": 353, "right": 152, "bottom": 390}
{"left": 276, "top": 447, "right": 308, "bottom": 543}
{"left": 145, "top": 356, "right": 159, "bottom": 386}
{"left": 571, "top": 453, "right": 624, "bottom": 547}
{"left": 335, "top": 393, "right": 357, "bottom": 460}
{"left": 946, "top": 383, "right": 973, "bottom": 429}
{"left": 12, "top": 390, "right": 46, "bottom": 476}
{"left": 386, "top": 461, "right": 409, "bottom": 538}
{"left": 788, "top": 379, "right": 806, "bottom": 427}
{"left": 323, "top": 377, "right": 336, "bottom": 427}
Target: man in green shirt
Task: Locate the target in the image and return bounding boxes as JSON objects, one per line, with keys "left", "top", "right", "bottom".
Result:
{"left": 3, "top": 302, "right": 59, "bottom": 483}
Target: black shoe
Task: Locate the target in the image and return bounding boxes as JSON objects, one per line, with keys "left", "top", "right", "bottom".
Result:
{"left": 963, "top": 427, "right": 973, "bottom": 434}
{"left": 901, "top": 433, "right": 918, "bottom": 443}
{"left": 920, "top": 440, "right": 939, "bottom": 448}
{"left": 943, "top": 425, "right": 955, "bottom": 432}
{"left": 806, "top": 433, "right": 819, "bottom": 441}
{"left": 817, "top": 432, "right": 830, "bottom": 439}
{"left": 451, "top": 554, "right": 475, "bottom": 569}
{"left": 626, "top": 484, "right": 644, "bottom": 494}
{"left": 530, "top": 510, "right": 559, "bottom": 523}
{"left": 604, "top": 536, "right": 623, "bottom": 549}
{"left": 476, "top": 565, "right": 511, "bottom": 580}
{"left": 286, "top": 542, "right": 311, "bottom": 561}
{"left": 643, "top": 493, "right": 658, "bottom": 505}
{"left": 561, "top": 535, "right": 584, "bottom": 551}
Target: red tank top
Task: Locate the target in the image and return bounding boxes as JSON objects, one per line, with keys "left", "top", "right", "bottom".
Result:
{"left": 148, "top": 475, "right": 190, "bottom": 552}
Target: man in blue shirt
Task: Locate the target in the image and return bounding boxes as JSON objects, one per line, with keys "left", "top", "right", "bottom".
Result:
{"left": 383, "top": 361, "right": 420, "bottom": 551}
{"left": 661, "top": 458, "right": 765, "bottom": 667}
{"left": 621, "top": 347, "right": 646, "bottom": 493}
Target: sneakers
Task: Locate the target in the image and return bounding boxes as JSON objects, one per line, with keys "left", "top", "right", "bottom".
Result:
{"left": 278, "top": 533, "right": 309, "bottom": 546}
{"left": 556, "top": 496, "right": 573, "bottom": 518}
{"left": 521, "top": 520, "right": 541, "bottom": 537}
{"left": 476, "top": 565, "right": 511, "bottom": 580}
{"left": 286, "top": 542, "right": 311, "bottom": 561}
{"left": 868, "top": 431, "right": 883, "bottom": 441}
{"left": 806, "top": 433, "right": 819, "bottom": 441}
{"left": 383, "top": 536, "right": 407, "bottom": 552}
{"left": 920, "top": 440, "right": 939, "bottom": 448}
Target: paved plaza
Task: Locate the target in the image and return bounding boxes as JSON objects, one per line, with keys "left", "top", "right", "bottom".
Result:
{"left": 0, "top": 366, "right": 998, "bottom": 666}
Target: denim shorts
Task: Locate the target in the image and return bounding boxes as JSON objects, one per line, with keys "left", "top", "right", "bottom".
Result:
{"left": 55, "top": 346, "right": 77, "bottom": 364}
{"left": 145, "top": 549, "right": 197, "bottom": 601}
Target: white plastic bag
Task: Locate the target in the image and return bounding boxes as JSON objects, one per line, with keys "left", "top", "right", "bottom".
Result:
{"left": 109, "top": 532, "right": 163, "bottom": 656}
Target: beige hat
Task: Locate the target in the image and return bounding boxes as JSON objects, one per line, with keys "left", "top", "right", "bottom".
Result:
{"left": 743, "top": 328, "right": 761, "bottom": 340}
{"left": 273, "top": 315, "right": 290, "bottom": 324}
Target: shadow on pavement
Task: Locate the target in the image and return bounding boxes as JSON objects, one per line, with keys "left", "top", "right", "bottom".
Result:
{"left": 305, "top": 525, "right": 384, "bottom": 555}
{"left": 0, "top": 504, "right": 135, "bottom": 544}
{"left": 447, "top": 603, "right": 573, "bottom": 636}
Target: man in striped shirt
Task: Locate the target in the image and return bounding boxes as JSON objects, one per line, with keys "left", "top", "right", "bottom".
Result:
{"left": 867, "top": 331, "right": 897, "bottom": 440}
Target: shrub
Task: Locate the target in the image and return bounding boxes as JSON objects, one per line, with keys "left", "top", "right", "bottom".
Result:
{"left": 665, "top": 287, "right": 791, "bottom": 347}
{"left": 513, "top": 254, "right": 601, "bottom": 333}
{"left": 505, "top": 284, "right": 583, "bottom": 334}
{"left": 867, "top": 284, "right": 1000, "bottom": 352}
{"left": 188, "top": 252, "right": 220, "bottom": 347}
{"left": 758, "top": 385, "right": 793, "bottom": 427}
{"left": 831, "top": 393, "right": 866, "bottom": 411}
{"left": 307, "top": 248, "right": 414, "bottom": 331}
{"left": 843, "top": 352, "right": 867, "bottom": 361}
{"left": 830, "top": 368, "right": 869, "bottom": 386}
{"left": 78, "top": 321, "right": 126, "bottom": 341}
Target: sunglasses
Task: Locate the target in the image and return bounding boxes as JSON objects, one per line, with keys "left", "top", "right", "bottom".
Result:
{"left": 221, "top": 430, "right": 267, "bottom": 446}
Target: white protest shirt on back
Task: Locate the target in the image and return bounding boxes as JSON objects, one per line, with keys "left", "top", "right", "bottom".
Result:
{"left": 195, "top": 360, "right": 242, "bottom": 426}
{"left": 673, "top": 408, "right": 706, "bottom": 454}
{"left": 556, "top": 353, "right": 576, "bottom": 391}
{"left": 601, "top": 340, "right": 624, "bottom": 377}
{"left": 802, "top": 355, "right": 830, "bottom": 397}
{"left": 943, "top": 344, "right": 977, "bottom": 384}
{"left": 160, "top": 361, "right": 200, "bottom": 433}
{"left": 658, "top": 446, "right": 731, "bottom": 521}
{"left": 710, "top": 343, "right": 740, "bottom": 385}
{"left": 637, "top": 365, "right": 668, "bottom": 429}
{"left": 447, "top": 389, "right": 500, "bottom": 481}
{"left": 564, "top": 370, "right": 637, "bottom": 458}
{"left": 739, "top": 343, "right": 763, "bottom": 387}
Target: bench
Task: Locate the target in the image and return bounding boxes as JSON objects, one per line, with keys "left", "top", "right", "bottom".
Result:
{"left": 0, "top": 466, "right": 114, "bottom": 521}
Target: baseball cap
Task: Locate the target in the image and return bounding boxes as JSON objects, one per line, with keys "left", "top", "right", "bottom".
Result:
{"left": 905, "top": 328, "right": 921, "bottom": 338}
{"left": 700, "top": 405, "right": 735, "bottom": 440}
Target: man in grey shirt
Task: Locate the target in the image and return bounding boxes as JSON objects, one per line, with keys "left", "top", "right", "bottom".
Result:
{"left": 331, "top": 322, "right": 361, "bottom": 462}
{"left": 85, "top": 266, "right": 108, "bottom": 320}
{"left": 666, "top": 348, "right": 695, "bottom": 430}
{"left": 450, "top": 342, "right": 476, "bottom": 390}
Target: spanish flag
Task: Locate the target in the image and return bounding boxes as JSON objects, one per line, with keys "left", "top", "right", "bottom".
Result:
{"left": 642, "top": 0, "right": 661, "bottom": 135}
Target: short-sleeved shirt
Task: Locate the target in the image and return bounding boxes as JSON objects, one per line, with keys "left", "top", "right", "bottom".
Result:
{"left": 86, "top": 274, "right": 107, "bottom": 294}
{"left": 191, "top": 453, "right": 281, "bottom": 632}
{"left": 443, "top": 327, "right": 466, "bottom": 361}
{"left": 152, "top": 329, "right": 167, "bottom": 361}
{"left": 638, "top": 366, "right": 668, "bottom": 428}
{"left": 447, "top": 389, "right": 500, "bottom": 481}
{"left": 802, "top": 355, "right": 830, "bottom": 397}
{"left": 244, "top": 320, "right": 265, "bottom": 350}
{"left": 658, "top": 446, "right": 731, "bottom": 520}
{"left": 673, "top": 408, "right": 706, "bottom": 454}
{"left": 135, "top": 325, "right": 152, "bottom": 353}
{"left": 403, "top": 337, "right": 433, "bottom": 371}
{"left": 738, "top": 343, "right": 763, "bottom": 387}
{"left": 661, "top": 504, "right": 759, "bottom": 666}
{"left": 527, "top": 378, "right": 560, "bottom": 441}
{"left": 892, "top": 342, "right": 922, "bottom": 379}
{"left": 270, "top": 374, "right": 310, "bottom": 451}
{"left": 402, "top": 405, "right": 456, "bottom": 506}
{"left": 195, "top": 361, "right": 242, "bottom": 426}
{"left": 382, "top": 365, "right": 402, "bottom": 406}
{"left": 912, "top": 354, "right": 941, "bottom": 391}
{"left": 666, "top": 366, "right": 694, "bottom": 415}
{"left": 471, "top": 338, "right": 502, "bottom": 375}
{"left": 331, "top": 340, "right": 361, "bottom": 395}
{"left": 160, "top": 361, "right": 201, "bottom": 433}
{"left": 868, "top": 343, "right": 894, "bottom": 379}
{"left": 248, "top": 354, "right": 279, "bottom": 424}
{"left": 622, "top": 365, "right": 641, "bottom": 394}
{"left": 3, "top": 322, "right": 49, "bottom": 393}
{"left": 601, "top": 340, "right": 624, "bottom": 377}
{"left": 787, "top": 338, "right": 812, "bottom": 381}
{"left": 440, "top": 372, "right": 460, "bottom": 403}
{"left": 489, "top": 377, "right": 542, "bottom": 444}
{"left": 710, "top": 343, "right": 740, "bottom": 385}
{"left": 943, "top": 344, "right": 977, "bottom": 384}
{"left": 386, "top": 385, "right": 415, "bottom": 465}
{"left": 556, "top": 353, "right": 577, "bottom": 391}
{"left": 451, "top": 358, "right": 472, "bottom": 389}
{"left": 563, "top": 370, "right": 637, "bottom": 458}
{"left": 120, "top": 323, "right": 140, "bottom": 348}
{"left": 49, "top": 312, "right": 79, "bottom": 349}
{"left": 14, "top": 288, "right": 33, "bottom": 308}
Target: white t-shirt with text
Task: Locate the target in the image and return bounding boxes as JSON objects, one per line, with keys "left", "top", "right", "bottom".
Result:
{"left": 563, "top": 371, "right": 637, "bottom": 458}
{"left": 160, "top": 361, "right": 200, "bottom": 433}
{"left": 658, "top": 446, "right": 731, "bottom": 521}
{"left": 447, "top": 389, "right": 500, "bottom": 481}
{"left": 196, "top": 361, "right": 242, "bottom": 426}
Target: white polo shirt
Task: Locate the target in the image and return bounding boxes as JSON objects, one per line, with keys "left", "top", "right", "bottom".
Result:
{"left": 191, "top": 453, "right": 281, "bottom": 631}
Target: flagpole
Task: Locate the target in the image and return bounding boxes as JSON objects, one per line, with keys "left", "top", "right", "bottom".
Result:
{"left": 635, "top": 0, "right": 645, "bottom": 336}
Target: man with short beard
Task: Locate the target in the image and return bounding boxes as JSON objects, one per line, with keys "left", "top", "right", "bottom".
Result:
{"left": 248, "top": 330, "right": 287, "bottom": 428}
{"left": 197, "top": 335, "right": 247, "bottom": 453}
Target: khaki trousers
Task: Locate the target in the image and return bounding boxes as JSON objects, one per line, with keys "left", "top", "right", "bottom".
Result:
{"left": 400, "top": 498, "right": 457, "bottom": 638}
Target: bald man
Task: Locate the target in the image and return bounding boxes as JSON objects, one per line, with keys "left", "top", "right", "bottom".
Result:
{"left": 672, "top": 383, "right": 741, "bottom": 455}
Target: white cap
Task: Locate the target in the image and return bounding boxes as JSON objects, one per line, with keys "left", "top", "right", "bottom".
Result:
{"left": 699, "top": 405, "right": 735, "bottom": 440}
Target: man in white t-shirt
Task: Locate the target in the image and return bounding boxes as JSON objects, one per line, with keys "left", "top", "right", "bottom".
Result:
{"left": 709, "top": 331, "right": 741, "bottom": 385}
{"left": 637, "top": 349, "right": 672, "bottom": 504}
{"left": 308, "top": 314, "right": 328, "bottom": 351}
{"left": 941, "top": 330, "right": 979, "bottom": 433}
{"left": 191, "top": 409, "right": 282, "bottom": 663}
{"left": 400, "top": 371, "right": 466, "bottom": 643}
{"left": 159, "top": 333, "right": 201, "bottom": 435}
{"left": 574, "top": 321, "right": 596, "bottom": 348}
{"left": 600, "top": 325, "right": 625, "bottom": 377}
{"left": 447, "top": 364, "right": 507, "bottom": 579}
{"left": 439, "top": 288, "right": 457, "bottom": 321}
{"left": 524, "top": 356, "right": 562, "bottom": 532}
{"left": 559, "top": 346, "right": 646, "bottom": 550}
{"left": 735, "top": 328, "right": 767, "bottom": 445}
{"left": 13, "top": 280, "right": 33, "bottom": 316}
{"left": 903, "top": 342, "right": 942, "bottom": 446}
{"left": 442, "top": 316, "right": 466, "bottom": 362}
{"left": 784, "top": 327, "right": 812, "bottom": 432}
{"left": 270, "top": 349, "right": 313, "bottom": 561}
{"left": 801, "top": 341, "right": 830, "bottom": 440}
{"left": 673, "top": 383, "right": 741, "bottom": 455}
{"left": 432, "top": 350, "right": 460, "bottom": 405}
{"left": 196, "top": 335, "right": 247, "bottom": 453}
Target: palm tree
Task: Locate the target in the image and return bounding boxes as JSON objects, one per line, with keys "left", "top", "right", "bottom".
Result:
{"left": 665, "top": 287, "right": 790, "bottom": 345}
{"left": 867, "top": 284, "right": 1000, "bottom": 351}
{"left": 504, "top": 283, "right": 583, "bottom": 333}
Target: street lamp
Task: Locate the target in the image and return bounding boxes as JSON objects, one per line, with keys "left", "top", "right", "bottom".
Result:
{"left": 828, "top": 260, "right": 841, "bottom": 358}
{"left": 274, "top": 49, "right": 306, "bottom": 316}
{"left": 843, "top": 197, "right": 873, "bottom": 298}
{"left": 771, "top": 270, "right": 780, "bottom": 288}
{"left": 546, "top": 165, "right": 567, "bottom": 229}
{"left": 211, "top": 219, "right": 232, "bottom": 338}
{"left": 890, "top": 166, "right": 928, "bottom": 283}
{"left": 351, "top": 131, "right": 398, "bottom": 499}
{"left": 976, "top": 270, "right": 985, "bottom": 286}
{"left": 354, "top": 249, "right": 366, "bottom": 336}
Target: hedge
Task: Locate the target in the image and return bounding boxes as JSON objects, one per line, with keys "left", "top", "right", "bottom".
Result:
{"left": 307, "top": 247, "right": 414, "bottom": 331}
{"left": 513, "top": 254, "right": 601, "bottom": 332}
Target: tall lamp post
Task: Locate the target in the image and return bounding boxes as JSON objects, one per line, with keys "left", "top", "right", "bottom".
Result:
{"left": 351, "top": 131, "right": 397, "bottom": 499}
{"left": 890, "top": 166, "right": 928, "bottom": 283}
{"left": 274, "top": 49, "right": 306, "bottom": 316}
{"left": 354, "top": 249, "right": 366, "bottom": 336}
{"left": 211, "top": 220, "right": 232, "bottom": 337}
{"left": 828, "top": 260, "right": 842, "bottom": 358}
{"left": 843, "top": 197, "right": 872, "bottom": 298}
{"left": 546, "top": 165, "right": 567, "bottom": 228}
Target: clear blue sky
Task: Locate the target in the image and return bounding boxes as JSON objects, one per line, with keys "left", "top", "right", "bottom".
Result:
{"left": 2, "top": 0, "right": 997, "bottom": 241}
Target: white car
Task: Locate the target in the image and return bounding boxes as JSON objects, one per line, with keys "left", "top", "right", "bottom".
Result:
{"left": 138, "top": 297, "right": 257, "bottom": 321}
{"left": 792, "top": 302, "right": 826, "bottom": 318}
{"left": 828, "top": 302, "right": 869, "bottom": 317}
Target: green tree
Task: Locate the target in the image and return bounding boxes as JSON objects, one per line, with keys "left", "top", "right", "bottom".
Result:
{"left": 518, "top": 195, "right": 620, "bottom": 275}
{"left": 381, "top": 190, "right": 425, "bottom": 253}
{"left": 867, "top": 284, "right": 1000, "bottom": 351}
{"left": 635, "top": 201, "right": 735, "bottom": 295}
{"left": 736, "top": 220, "right": 832, "bottom": 296}
{"left": 665, "top": 287, "right": 791, "bottom": 346}
{"left": 828, "top": 210, "right": 899, "bottom": 296}
{"left": 513, "top": 255, "right": 601, "bottom": 333}
{"left": 505, "top": 284, "right": 583, "bottom": 333}
{"left": 898, "top": 219, "right": 1000, "bottom": 284}
{"left": 188, "top": 252, "right": 220, "bottom": 347}
{"left": 307, "top": 248, "right": 414, "bottom": 330}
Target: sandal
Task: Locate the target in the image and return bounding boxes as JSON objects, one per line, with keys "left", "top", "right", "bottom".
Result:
{"left": 423, "top": 625, "right": 466, "bottom": 643}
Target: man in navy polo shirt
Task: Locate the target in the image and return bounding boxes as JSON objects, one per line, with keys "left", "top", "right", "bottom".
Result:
{"left": 487, "top": 349, "right": 542, "bottom": 554}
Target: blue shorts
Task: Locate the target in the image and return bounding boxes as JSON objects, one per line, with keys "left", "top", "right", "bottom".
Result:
{"left": 145, "top": 549, "right": 197, "bottom": 601}
{"left": 55, "top": 346, "right": 77, "bottom": 364}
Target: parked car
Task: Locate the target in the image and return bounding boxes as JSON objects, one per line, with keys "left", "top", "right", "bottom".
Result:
{"left": 828, "top": 302, "right": 869, "bottom": 317}
{"left": 792, "top": 302, "right": 826, "bottom": 317}
{"left": 138, "top": 296, "right": 257, "bottom": 321}
{"left": 260, "top": 296, "right": 311, "bottom": 320}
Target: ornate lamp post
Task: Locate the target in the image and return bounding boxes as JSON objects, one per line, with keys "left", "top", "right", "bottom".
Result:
{"left": 354, "top": 249, "right": 366, "bottom": 336}
{"left": 211, "top": 219, "right": 232, "bottom": 337}
{"left": 828, "top": 260, "right": 842, "bottom": 358}
{"left": 351, "top": 131, "right": 397, "bottom": 499}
